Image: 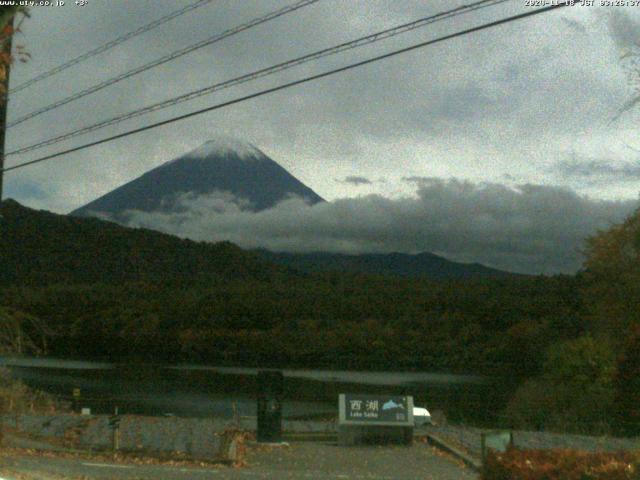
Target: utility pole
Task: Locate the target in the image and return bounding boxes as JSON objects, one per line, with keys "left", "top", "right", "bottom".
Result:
{"left": 0, "top": 15, "right": 14, "bottom": 202}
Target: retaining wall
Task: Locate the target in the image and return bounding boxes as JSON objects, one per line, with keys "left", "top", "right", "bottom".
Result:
{"left": 0, "top": 414, "right": 238, "bottom": 460}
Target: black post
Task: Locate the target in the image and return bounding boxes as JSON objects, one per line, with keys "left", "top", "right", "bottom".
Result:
{"left": 72, "top": 387, "right": 81, "bottom": 413}
{"left": 109, "top": 406, "right": 120, "bottom": 451}
{"left": 257, "top": 370, "right": 283, "bottom": 443}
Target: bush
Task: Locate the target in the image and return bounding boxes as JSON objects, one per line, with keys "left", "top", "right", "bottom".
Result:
{"left": 505, "top": 379, "right": 614, "bottom": 434}
{"left": 482, "top": 448, "right": 640, "bottom": 480}
{"left": 614, "top": 327, "right": 640, "bottom": 436}
{"left": 504, "top": 335, "right": 616, "bottom": 434}
{"left": 0, "top": 368, "right": 64, "bottom": 414}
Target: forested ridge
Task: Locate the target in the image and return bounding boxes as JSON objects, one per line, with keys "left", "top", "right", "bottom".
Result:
{"left": 0, "top": 199, "right": 292, "bottom": 285}
{"left": 0, "top": 275, "right": 582, "bottom": 373}
{"left": 1, "top": 199, "right": 639, "bottom": 435}
{"left": 254, "top": 249, "right": 518, "bottom": 279}
{"left": 0, "top": 199, "right": 580, "bottom": 372}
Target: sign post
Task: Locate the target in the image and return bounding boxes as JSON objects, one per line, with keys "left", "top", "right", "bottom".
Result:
{"left": 109, "top": 406, "right": 121, "bottom": 451}
{"left": 338, "top": 394, "right": 414, "bottom": 445}
{"left": 72, "top": 388, "right": 81, "bottom": 413}
{"left": 257, "top": 370, "right": 283, "bottom": 443}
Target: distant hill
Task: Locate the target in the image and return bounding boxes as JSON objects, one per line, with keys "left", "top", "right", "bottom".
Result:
{"left": 0, "top": 199, "right": 289, "bottom": 286}
{"left": 0, "top": 199, "right": 516, "bottom": 288}
{"left": 255, "top": 250, "right": 519, "bottom": 279}
{"left": 64, "top": 135, "right": 518, "bottom": 280}
{"left": 71, "top": 136, "right": 324, "bottom": 219}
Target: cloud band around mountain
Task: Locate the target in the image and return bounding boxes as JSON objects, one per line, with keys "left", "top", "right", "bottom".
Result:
{"left": 552, "top": 157, "right": 640, "bottom": 184}
{"left": 121, "top": 178, "right": 638, "bottom": 275}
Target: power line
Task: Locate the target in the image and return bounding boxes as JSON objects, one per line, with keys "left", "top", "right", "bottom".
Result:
{"left": 6, "top": 0, "right": 321, "bottom": 128}
{"left": 6, "top": 0, "right": 510, "bottom": 156}
{"left": 9, "top": 0, "right": 215, "bottom": 95}
{"left": 2, "top": 2, "right": 570, "bottom": 174}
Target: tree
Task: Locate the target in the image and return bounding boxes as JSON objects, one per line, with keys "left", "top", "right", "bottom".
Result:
{"left": 615, "top": 39, "right": 640, "bottom": 123}
{"left": 582, "top": 208, "right": 640, "bottom": 340}
{"left": 0, "top": 6, "right": 29, "bottom": 200}
{"left": 505, "top": 335, "right": 617, "bottom": 434}
{"left": 613, "top": 326, "right": 640, "bottom": 436}
{"left": 0, "top": 307, "right": 50, "bottom": 355}
{"left": 0, "top": 6, "right": 30, "bottom": 95}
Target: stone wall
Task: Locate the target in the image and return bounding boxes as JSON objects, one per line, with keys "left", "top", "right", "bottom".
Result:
{"left": 0, "top": 414, "right": 241, "bottom": 461}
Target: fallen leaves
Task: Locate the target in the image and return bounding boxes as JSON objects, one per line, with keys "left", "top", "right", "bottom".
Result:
{"left": 482, "top": 448, "right": 640, "bottom": 480}
{"left": 0, "top": 445, "right": 229, "bottom": 470}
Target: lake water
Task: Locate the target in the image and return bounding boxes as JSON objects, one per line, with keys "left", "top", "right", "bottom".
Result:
{"left": 0, "top": 357, "right": 509, "bottom": 425}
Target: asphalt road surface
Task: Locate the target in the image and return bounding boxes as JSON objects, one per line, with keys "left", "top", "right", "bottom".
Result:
{"left": 0, "top": 442, "right": 477, "bottom": 480}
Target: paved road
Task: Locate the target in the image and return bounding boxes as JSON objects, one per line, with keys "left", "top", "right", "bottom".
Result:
{"left": 245, "top": 441, "right": 477, "bottom": 479}
{"left": 0, "top": 442, "right": 477, "bottom": 480}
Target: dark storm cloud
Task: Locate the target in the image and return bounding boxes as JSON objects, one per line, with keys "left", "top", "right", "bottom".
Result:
{"left": 341, "top": 176, "right": 372, "bottom": 185}
{"left": 561, "top": 17, "right": 586, "bottom": 34}
{"left": 0, "top": 0, "right": 636, "bottom": 287}
{"left": 607, "top": 10, "right": 640, "bottom": 121}
{"left": 428, "top": 85, "right": 496, "bottom": 121}
{"left": 552, "top": 157, "right": 640, "bottom": 184}
{"left": 402, "top": 176, "right": 437, "bottom": 183}
{"left": 608, "top": 9, "right": 640, "bottom": 49}
{"left": 4, "top": 1, "right": 639, "bottom": 222}
{"left": 122, "top": 179, "right": 638, "bottom": 275}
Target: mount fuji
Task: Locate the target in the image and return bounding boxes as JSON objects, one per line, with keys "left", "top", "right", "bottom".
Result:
{"left": 69, "top": 135, "right": 518, "bottom": 279}
{"left": 71, "top": 136, "right": 324, "bottom": 219}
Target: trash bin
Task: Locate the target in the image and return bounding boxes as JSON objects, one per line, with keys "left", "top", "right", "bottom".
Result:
{"left": 257, "top": 370, "right": 283, "bottom": 443}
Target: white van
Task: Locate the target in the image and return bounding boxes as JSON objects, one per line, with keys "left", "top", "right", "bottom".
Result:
{"left": 413, "top": 407, "right": 432, "bottom": 426}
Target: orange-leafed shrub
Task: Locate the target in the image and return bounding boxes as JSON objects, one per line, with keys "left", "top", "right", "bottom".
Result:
{"left": 482, "top": 448, "right": 640, "bottom": 480}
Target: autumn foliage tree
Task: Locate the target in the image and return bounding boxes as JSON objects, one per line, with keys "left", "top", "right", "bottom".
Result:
{"left": 0, "top": 6, "right": 30, "bottom": 96}
{"left": 0, "top": 307, "right": 50, "bottom": 356}
{"left": 616, "top": 35, "right": 640, "bottom": 123}
{"left": 580, "top": 208, "right": 640, "bottom": 435}
{"left": 505, "top": 335, "right": 616, "bottom": 434}
{"left": 613, "top": 326, "right": 640, "bottom": 436}
{"left": 582, "top": 207, "right": 640, "bottom": 341}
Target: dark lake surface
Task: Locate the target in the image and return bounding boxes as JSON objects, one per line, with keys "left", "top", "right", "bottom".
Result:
{"left": 0, "top": 357, "right": 511, "bottom": 426}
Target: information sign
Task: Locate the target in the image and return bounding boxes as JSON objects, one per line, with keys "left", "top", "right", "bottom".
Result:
{"left": 339, "top": 394, "right": 414, "bottom": 426}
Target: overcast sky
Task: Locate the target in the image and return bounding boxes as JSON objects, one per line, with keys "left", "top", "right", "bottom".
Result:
{"left": 3, "top": 0, "right": 640, "bottom": 273}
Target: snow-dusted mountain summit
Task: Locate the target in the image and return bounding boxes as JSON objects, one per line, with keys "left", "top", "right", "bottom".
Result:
{"left": 72, "top": 136, "right": 324, "bottom": 218}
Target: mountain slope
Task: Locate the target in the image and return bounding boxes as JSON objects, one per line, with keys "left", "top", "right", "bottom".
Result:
{"left": 72, "top": 136, "right": 324, "bottom": 219}
{"left": 255, "top": 250, "right": 519, "bottom": 279}
{"left": 0, "top": 199, "right": 290, "bottom": 286}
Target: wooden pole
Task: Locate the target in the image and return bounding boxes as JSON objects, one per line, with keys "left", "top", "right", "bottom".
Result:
{"left": 113, "top": 406, "right": 120, "bottom": 451}
{"left": 0, "top": 15, "right": 14, "bottom": 201}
